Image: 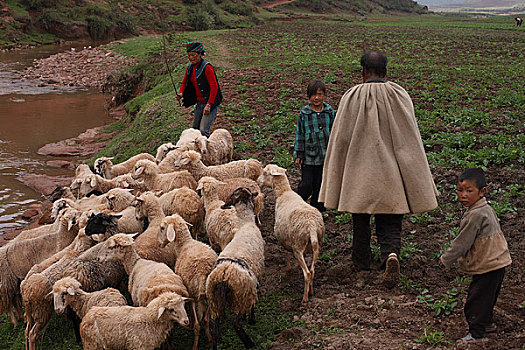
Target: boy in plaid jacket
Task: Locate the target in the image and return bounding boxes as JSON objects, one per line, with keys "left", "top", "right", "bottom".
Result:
{"left": 293, "top": 80, "right": 335, "bottom": 212}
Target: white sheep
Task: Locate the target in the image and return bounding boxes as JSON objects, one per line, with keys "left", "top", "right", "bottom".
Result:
{"left": 52, "top": 277, "right": 127, "bottom": 318}
{"left": 105, "top": 188, "right": 135, "bottom": 212}
{"left": 173, "top": 150, "right": 263, "bottom": 182}
{"left": 78, "top": 173, "right": 147, "bottom": 198}
{"left": 258, "top": 164, "right": 324, "bottom": 303}
{"left": 206, "top": 186, "right": 265, "bottom": 349}
{"left": 70, "top": 164, "right": 94, "bottom": 193}
{"left": 80, "top": 292, "right": 189, "bottom": 350}
{"left": 194, "top": 128, "right": 233, "bottom": 165}
{"left": 94, "top": 152, "right": 155, "bottom": 179}
{"left": 197, "top": 177, "right": 240, "bottom": 251}
{"left": 0, "top": 208, "right": 79, "bottom": 327}
{"left": 132, "top": 159, "right": 197, "bottom": 192}
{"left": 157, "top": 143, "right": 196, "bottom": 173}
{"left": 97, "top": 233, "right": 188, "bottom": 307}
{"left": 21, "top": 224, "right": 102, "bottom": 350}
{"left": 155, "top": 142, "right": 177, "bottom": 163}
{"left": 218, "top": 177, "right": 265, "bottom": 224}
{"left": 176, "top": 127, "right": 202, "bottom": 147}
{"left": 133, "top": 192, "right": 177, "bottom": 267}
{"left": 158, "top": 186, "right": 205, "bottom": 238}
{"left": 158, "top": 214, "right": 218, "bottom": 349}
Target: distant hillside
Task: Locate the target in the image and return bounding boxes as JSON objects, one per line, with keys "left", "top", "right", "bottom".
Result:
{"left": 0, "top": 0, "right": 428, "bottom": 48}
{"left": 417, "top": 0, "right": 524, "bottom": 9}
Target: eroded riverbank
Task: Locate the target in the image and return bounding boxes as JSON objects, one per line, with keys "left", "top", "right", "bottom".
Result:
{"left": 0, "top": 44, "right": 130, "bottom": 234}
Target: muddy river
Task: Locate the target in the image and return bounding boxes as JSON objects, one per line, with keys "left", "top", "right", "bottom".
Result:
{"left": 0, "top": 44, "right": 114, "bottom": 232}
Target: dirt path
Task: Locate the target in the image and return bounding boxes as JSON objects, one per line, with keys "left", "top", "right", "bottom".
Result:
{"left": 265, "top": 0, "right": 296, "bottom": 8}
{"left": 206, "top": 37, "right": 234, "bottom": 70}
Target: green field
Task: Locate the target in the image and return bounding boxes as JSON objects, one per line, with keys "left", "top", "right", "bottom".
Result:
{"left": 1, "top": 14, "right": 523, "bottom": 349}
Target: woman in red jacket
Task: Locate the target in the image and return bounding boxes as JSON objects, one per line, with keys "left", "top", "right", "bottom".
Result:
{"left": 177, "top": 42, "right": 223, "bottom": 137}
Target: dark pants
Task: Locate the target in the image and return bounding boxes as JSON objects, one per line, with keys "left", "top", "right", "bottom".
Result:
{"left": 296, "top": 164, "right": 325, "bottom": 212}
{"left": 465, "top": 267, "right": 505, "bottom": 338}
{"left": 351, "top": 213, "right": 402, "bottom": 270}
{"left": 192, "top": 103, "right": 218, "bottom": 138}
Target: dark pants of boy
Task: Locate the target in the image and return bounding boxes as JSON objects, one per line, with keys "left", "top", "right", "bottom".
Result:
{"left": 465, "top": 267, "right": 505, "bottom": 338}
{"left": 297, "top": 164, "right": 325, "bottom": 212}
{"left": 351, "top": 214, "right": 402, "bottom": 271}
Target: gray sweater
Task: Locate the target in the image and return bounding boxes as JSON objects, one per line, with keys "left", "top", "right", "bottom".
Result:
{"left": 440, "top": 198, "right": 511, "bottom": 275}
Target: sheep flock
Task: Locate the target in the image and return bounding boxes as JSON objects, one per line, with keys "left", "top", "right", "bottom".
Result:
{"left": 0, "top": 127, "right": 326, "bottom": 350}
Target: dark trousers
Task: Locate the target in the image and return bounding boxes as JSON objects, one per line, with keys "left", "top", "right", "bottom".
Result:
{"left": 296, "top": 164, "right": 325, "bottom": 212}
{"left": 351, "top": 213, "right": 402, "bottom": 270}
{"left": 465, "top": 267, "right": 505, "bottom": 338}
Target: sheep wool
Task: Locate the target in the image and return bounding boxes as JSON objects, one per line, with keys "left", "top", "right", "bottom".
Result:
{"left": 197, "top": 177, "right": 240, "bottom": 251}
{"left": 97, "top": 233, "right": 188, "bottom": 307}
{"left": 80, "top": 292, "right": 189, "bottom": 350}
{"left": 132, "top": 159, "right": 197, "bottom": 192}
{"left": 159, "top": 187, "right": 205, "bottom": 238}
{"left": 174, "top": 150, "right": 263, "bottom": 182}
{"left": 194, "top": 128, "right": 233, "bottom": 166}
{"left": 52, "top": 277, "right": 127, "bottom": 318}
{"left": 94, "top": 152, "right": 155, "bottom": 179}
{"left": 259, "top": 164, "right": 325, "bottom": 303}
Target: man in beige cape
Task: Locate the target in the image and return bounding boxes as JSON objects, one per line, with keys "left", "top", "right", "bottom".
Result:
{"left": 319, "top": 51, "right": 438, "bottom": 287}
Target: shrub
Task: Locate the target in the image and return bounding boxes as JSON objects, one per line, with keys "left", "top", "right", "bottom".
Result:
{"left": 35, "top": 9, "right": 68, "bottom": 31}
{"left": 86, "top": 15, "right": 112, "bottom": 40}
{"left": 223, "top": 1, "right": 253, "bottom": 16}
{"left": 186, "top": 8, "right": 214, "bottom": 31}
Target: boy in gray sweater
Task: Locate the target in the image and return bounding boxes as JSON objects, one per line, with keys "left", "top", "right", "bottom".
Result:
{"left": 440, "top": 168, "right": 511, "bottom": 343}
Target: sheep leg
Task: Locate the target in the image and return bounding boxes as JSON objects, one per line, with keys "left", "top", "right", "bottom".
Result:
{"left": 66, "top": 307, "right": 82, "bottom": 342}
{"left": 28, "top": 322, "right": 44, "bottom": 350}
{"left": 293, "top": 250, "right": 311, "bottom": 303}
{"left": 211, "top": 317, "right": 220, "bottom": 350}
{"left": 248, "top": 306, "right": 256, "bottom": 325}
{"left": 8, "top": 306, "right": 18, "bottom": 328}
{"left": 14, "top": 295, "right": 24, "bottom": 322}
{"left": 309, "top": 240, "right": 320, "bottom": 297}
{"left": 234, "top": 313, "right": 255, "bottom": 349}
{"left": 200, "top": 301, "right": 213, "bottom": 342}
{"left": 190, "top": 300, "right": 200, "bottom": 350}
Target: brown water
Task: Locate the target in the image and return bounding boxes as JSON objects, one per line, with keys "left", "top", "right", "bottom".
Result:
{"left": 0, "top": 44, "right": 114, "bottom": 232}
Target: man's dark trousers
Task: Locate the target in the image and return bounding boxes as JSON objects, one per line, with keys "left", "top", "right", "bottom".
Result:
{"left": 351, "top": 213, "right": 402, "bottom": 270}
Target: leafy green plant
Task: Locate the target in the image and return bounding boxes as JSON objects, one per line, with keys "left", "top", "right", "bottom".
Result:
{"left": 335, "top": 212, "right": 351, "bottom": 225}
{"left": 430, "top": 288, "right": 459, "bottom": 316}
{"left": 272, "top": 146, "right": 293, "bottom": 168}
{"left": 409, "top": 212, "right": 433, "bottom": 224}
{"left": 415, "top": 325, "right": 452, "bottom": 347}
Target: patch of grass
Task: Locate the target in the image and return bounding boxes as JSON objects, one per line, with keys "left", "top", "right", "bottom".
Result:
{"left": 415, "top": 325, "right": 452, "bottom": 347}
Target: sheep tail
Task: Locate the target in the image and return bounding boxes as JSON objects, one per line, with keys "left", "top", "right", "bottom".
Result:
{"left": 206, "top": 260, "right": 258, "bottom": 320}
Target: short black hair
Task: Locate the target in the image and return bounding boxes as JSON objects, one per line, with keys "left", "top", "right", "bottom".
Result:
{"left": 459, "top": 168, "right": 487, "bottom": 190}
{"left": 307, "top": 80, "right": 326, "bottom": 98}
{"left": 360, "top": 51, "right": 388, "bottom": 77}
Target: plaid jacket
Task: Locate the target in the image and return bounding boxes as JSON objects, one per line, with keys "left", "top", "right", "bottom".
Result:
{"left": 293, "top": 102, "right": 335, "bottom": 166}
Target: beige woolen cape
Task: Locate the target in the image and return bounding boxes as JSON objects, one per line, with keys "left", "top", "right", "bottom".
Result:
{"left": 319, "top": 81, "right": 438, "bottom": 214}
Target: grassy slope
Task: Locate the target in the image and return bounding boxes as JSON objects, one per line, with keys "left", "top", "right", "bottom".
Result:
{"left": 0, "top": 0, "right": 430, "bottom": 48}
{"left": 1, "top": 14, "right": 523, "bottom": 350}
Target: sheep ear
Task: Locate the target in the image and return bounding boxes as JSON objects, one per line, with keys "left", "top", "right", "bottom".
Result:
{"left": 90, "top": 176, "right": 97, "bottom": 187}
{"left": 157, "top": 306, "right": 165, "bottom": 320}
{"left": 122, "top": 181, "right": 129, "bottom": 187}
{"left": 127, "top": 232, "right": 140, "bottom": 239}
{"left": 167, "top": 224, "right": 176, "bottom": 242}
{"left": 182, "top": 297, "right": 193, "bottom": 303}
{"left": 67, "top": 287, "right": 75, "bottom": 296}
{"left": 270, "top": 166, "right": 286, "bottom": 176}
{"left": 108, "top": 157, "right": 114, "bottom": 160}
{"left": 135, "top": 166, "right": 144, "bottom": 176}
